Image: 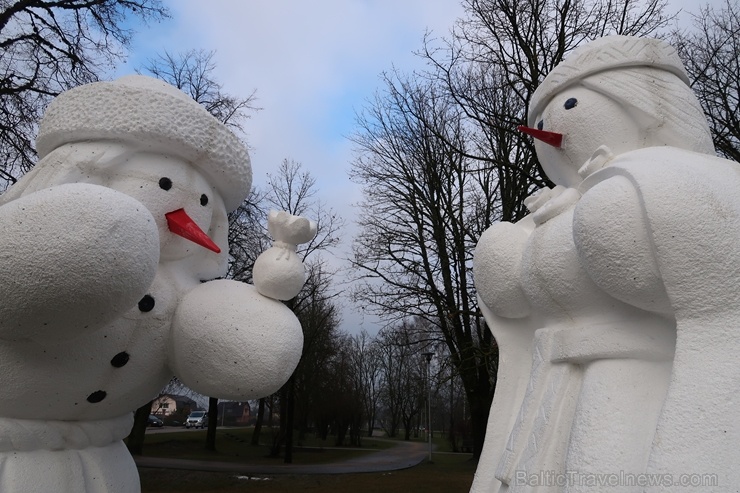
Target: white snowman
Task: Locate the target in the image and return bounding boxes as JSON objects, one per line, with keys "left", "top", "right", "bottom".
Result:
{"left": 0, "top": 75, "right": 315, "bottom": 492}
{"left": 472, "top": 36, "right": 740, "bottom": 492}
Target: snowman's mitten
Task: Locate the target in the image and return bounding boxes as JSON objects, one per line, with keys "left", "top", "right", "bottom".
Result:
{"left": 169, "top": 280, "right": 303, "bottom": 400}
{"left": 252, "top": 211, "right": 318, "bottom": 300}
{"left": 0, "top": 183, "right": 160, "bottom": 341}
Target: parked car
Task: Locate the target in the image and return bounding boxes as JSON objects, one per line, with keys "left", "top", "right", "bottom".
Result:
{"left": 185, "top": 411, "right": 208, "bottom": 429}
{"left": 147, "top": 415, "right": 164, "bottom": 427}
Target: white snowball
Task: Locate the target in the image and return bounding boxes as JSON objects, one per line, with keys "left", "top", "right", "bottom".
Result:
{"left": 252, "top": 246, "right": 306, "bottom": 300}
{"left": 169, "top": 280, "right": 303, "bottom": 400}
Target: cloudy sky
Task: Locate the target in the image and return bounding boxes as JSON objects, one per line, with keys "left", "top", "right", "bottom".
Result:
{"left": 116, "top": 0, "right": 720, "bottom": 336}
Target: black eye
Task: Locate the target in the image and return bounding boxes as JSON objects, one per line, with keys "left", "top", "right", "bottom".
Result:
{"left": 564, "top": 98, "right": 578, "bottom": 110}
{"left": 200, "top": 194, "right": 208, "bottom": 206}
{"left": 159, "top": 177, "right": 172, "bottom": 190}
{"left": 537, "top": 120, "right": 544, "bottom": 130}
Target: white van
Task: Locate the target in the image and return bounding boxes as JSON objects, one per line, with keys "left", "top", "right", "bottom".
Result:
{"left": 185, "top": 410, "right": 208, "bottom": 429}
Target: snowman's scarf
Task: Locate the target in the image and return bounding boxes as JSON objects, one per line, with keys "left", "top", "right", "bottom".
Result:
{"left": 0, "top": 414, "right": 132, "bottom": 452}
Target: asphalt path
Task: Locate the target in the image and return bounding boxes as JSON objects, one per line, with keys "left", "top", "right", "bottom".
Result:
{"left": 134, "top": 438, "right": 430, "bottom": 475}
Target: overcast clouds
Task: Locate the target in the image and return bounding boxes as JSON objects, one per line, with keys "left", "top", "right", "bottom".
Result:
{"left": 118, "top": 0, "right": 722, "bottom": 336}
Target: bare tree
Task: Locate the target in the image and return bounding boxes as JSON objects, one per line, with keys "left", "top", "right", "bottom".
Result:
{"left": 249, "top": 159, "right": 344, "bottom": 463}
{"left": 348, "top": 330, "right": 382, "bottom": 437}
{"left": 351, "top": 71, "right": 497, "bottom": 455}
{"left": 226, "top": 191, "right": 268, "bottom": 283}
{"left": 375, "top": 320, "right": 428, "bottom": 440}
{"left": 141, "top": 49, "right": 258, "bottom": 133}
{"left": 0, "top": 0, "right": 169, "bottom": 190}
{"left": 672, "top": 0, "right": 740, "bottom": 162}
{"left": 350, "top": 0, "right": 673, "bottom": 458}
{"left": 265, "top": 159, "right": 343, "bottom": 260}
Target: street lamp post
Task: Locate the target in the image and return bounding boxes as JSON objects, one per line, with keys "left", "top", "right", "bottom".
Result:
{"left": 421, "top": 351, "right": 434, "bottom": 462}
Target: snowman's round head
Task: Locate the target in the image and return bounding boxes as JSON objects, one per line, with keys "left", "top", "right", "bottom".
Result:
{"left": 524, "top": 36, "right": 714, "bottom": 187}
{"left": 2, "top": 142, "right": 232, "bottom": 278}
{"left": 35, "top": 74, "right": 252, "bottom": 212}
{"left": 2, "top": 75, "right": 252, "bottom": 278}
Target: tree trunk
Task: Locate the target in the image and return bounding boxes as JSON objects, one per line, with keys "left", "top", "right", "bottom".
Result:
{"left": 205, "top": 397, "right": 218, "bottom": 451}
{"left": 449, "top": 378, "right": 457, "bottom": 452}
{"left": 126, "top": 400, "right": 152, "bottom": 456}
{"left": 270, "top": 388, "right": 287, "bottom": 457}
{"left": 403, "top": 414, "right": 413, "bottom": 441}
{"left": 468, "top": 388, "right": 492, "bottom": 460}
{"left": 284, "top": 376, "right": 295, "bottom": 464}
{"left": 251, "top": 398, "right": 266, "bottom": 446}
{"left": 336, "top": 421, "right": 348, "bottom": 446}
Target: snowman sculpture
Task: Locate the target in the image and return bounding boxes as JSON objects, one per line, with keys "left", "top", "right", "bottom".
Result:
{"left": 472, "top": 36, "right": 740, "bottom": 492}
{"left": 0, "top": 75, "right": 315, "bottom": 492}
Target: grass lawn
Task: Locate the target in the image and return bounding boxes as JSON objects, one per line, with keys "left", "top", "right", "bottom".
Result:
{"left": 140, "top": 428, "right": 394, "bottom": 465}
{"left": 139, "top": 453, "right": 476, "bottom": 493}
{"left": 137, "top": 427, "right": 476, "bottom": 492}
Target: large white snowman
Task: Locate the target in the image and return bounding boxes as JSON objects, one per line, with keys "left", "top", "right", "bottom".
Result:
{"left": 0, "top": 75, "right": 314, "bottom": 492}
{"left": 472, "top": 36, "right": 740, "bottom": 492}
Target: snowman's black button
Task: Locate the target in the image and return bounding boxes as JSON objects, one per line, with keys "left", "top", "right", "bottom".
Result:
{"left": 87, "top": 390, "right": 107, "bottom": 403}
{"left": 111, "top": 352, "right": 130, "bottom": 368}
{"left": 159, "top": 177, "right": 172, "bottom": 190}
{"left": 138, "top": 295, "right": 155, "bottom": 312}
{"left": 200, "top": 194, "right": 208, "bottom": 206}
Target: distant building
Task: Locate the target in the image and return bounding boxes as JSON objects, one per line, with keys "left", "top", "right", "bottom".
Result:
{"left": 151, "top": 394, "right": 198, "bottom": 416}
{"left": 216, "top": 401, "right": 252, "bottom": 426}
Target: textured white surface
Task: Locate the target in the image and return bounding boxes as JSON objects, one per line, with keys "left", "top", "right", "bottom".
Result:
{"left": 36, "top": 75, "right": 252, "bottom": 212}
{"left": 0, "top": 183, "right": 159, "bottom": 341}
{"left": 0, "top": 76, "right": 311, "bottom": 493}
{"left": 170, "top": 280, "right": 304, "bottom": 399}
{"left": 252, "top": 210, "right": 316, "bottom": 300}
{"left": 472, "top": 35, "right": 739, "bottom": 493}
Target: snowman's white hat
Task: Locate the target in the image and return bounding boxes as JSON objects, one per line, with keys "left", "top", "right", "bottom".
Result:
{"left": 36, "top": 75, "right": 251, "bottom": 212}
{"left": 529, "top": 36, "right": 690, "bottom": 126}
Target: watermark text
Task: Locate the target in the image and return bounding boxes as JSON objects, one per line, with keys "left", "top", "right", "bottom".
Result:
{"left": 514, "top": 470, "right": 718, "bottom": 488}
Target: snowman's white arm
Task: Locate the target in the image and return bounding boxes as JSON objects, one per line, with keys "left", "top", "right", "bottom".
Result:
{"left": 0, "top": 183, "right": 160, "bottom": 341}
{"left": 471, "top": 215, "right": 537, "bottom": 493}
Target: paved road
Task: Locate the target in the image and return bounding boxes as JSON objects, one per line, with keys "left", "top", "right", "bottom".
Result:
{"left": 134, "top": 439, "right": 430, "bottom": 475}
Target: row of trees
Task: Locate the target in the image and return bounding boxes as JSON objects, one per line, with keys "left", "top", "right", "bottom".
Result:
{"left": 250, "top": 318, "right": 474, "bottom": 454}
{"left": 348, "top": 0, "right": 740, "bottom": 459}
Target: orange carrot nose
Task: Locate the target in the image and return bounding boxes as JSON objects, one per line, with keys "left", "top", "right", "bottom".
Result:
{"left": 518, "top": 125, "right": 563, "bottom": 148}
{"left": 165, "top": 208, "right": 221, "bottom": 253}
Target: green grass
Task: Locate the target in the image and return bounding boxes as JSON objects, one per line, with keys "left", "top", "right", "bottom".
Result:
{"left": 141, "top": 428, "right": 394, "bottom": 466}
{"left": 138, "top": 428, "right": 475, "bottom": 492}
{"left": 139, "top": 453, "right": 476, "bottom": 493}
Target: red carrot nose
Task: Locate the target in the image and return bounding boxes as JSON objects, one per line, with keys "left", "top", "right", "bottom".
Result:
{"left": 518, "top": 125, "right": 563, "bottom": 148}
{"left": 165, "top": 208, "right": 221, "bottom": 254}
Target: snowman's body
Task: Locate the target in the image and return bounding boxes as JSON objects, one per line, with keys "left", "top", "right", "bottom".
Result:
{"left": 472, "top": 36, "right": 740, "bottom": 492}
{"left": 0, "top": 77, "right": 310, "bottom": 492}
{"left": 0, "top": 267, "right": 180, "bottom": 422}
{"left": 473, "top": 168, "right": 675, "bottom": 493}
